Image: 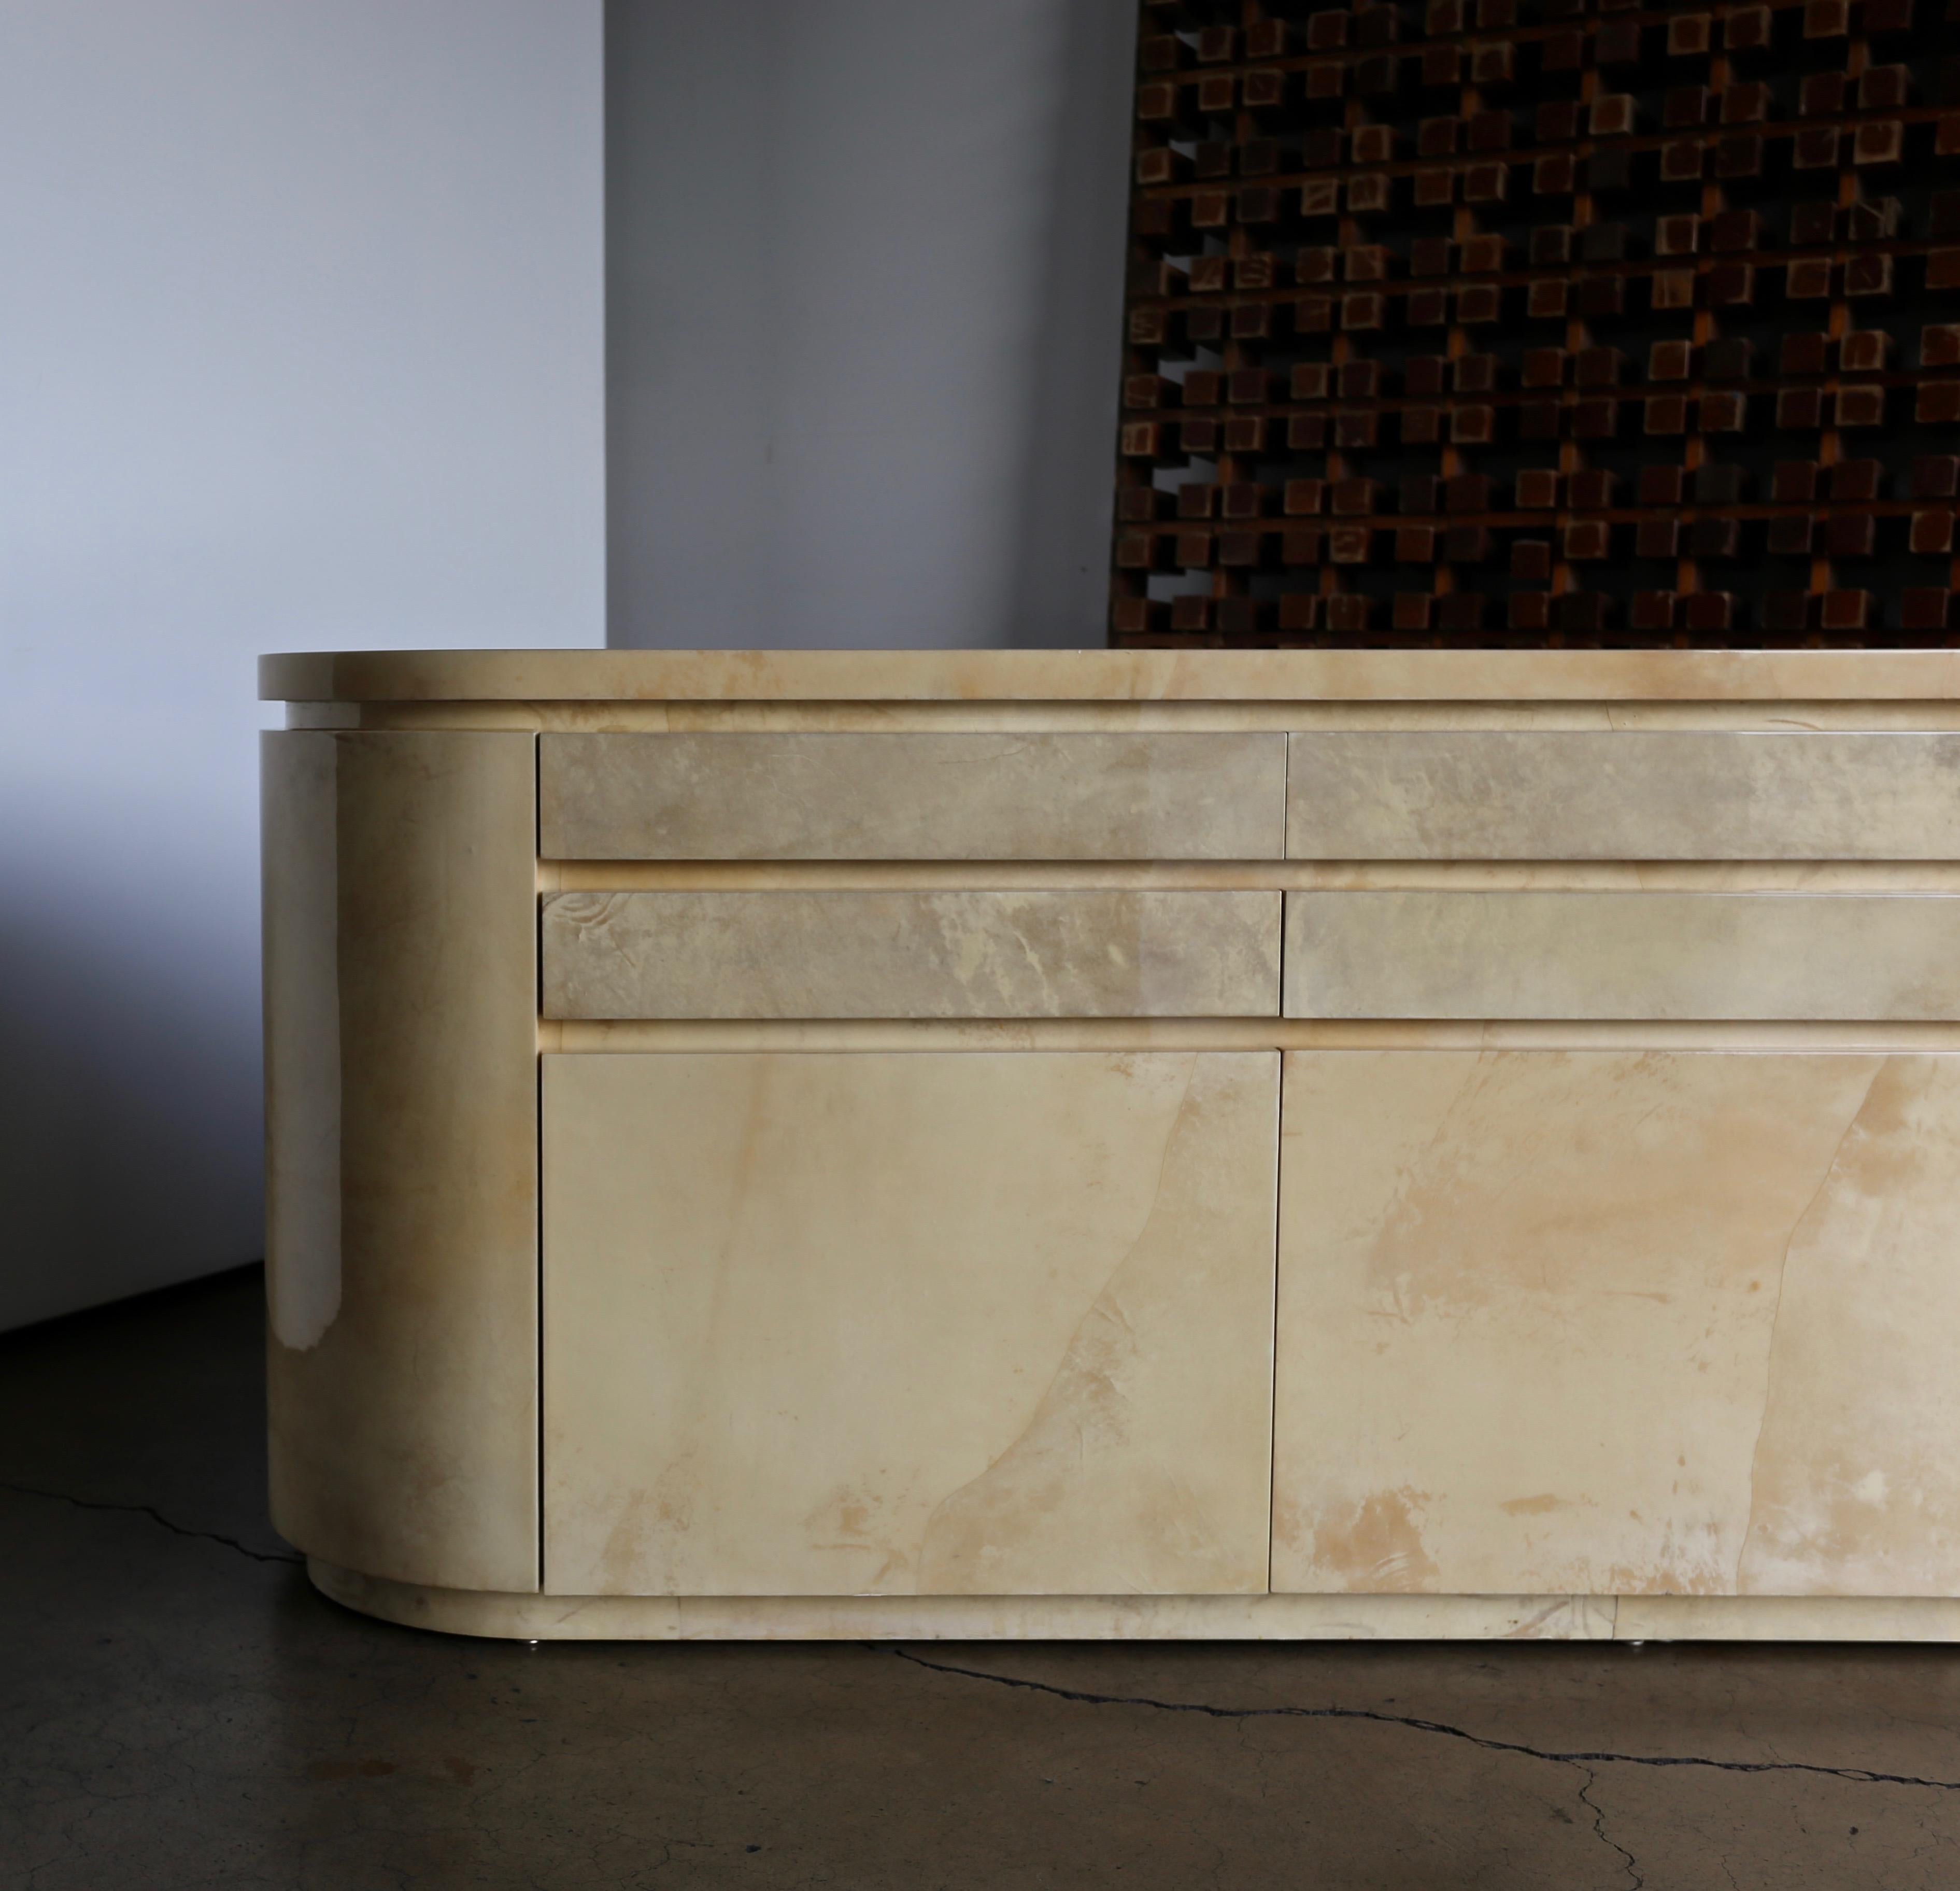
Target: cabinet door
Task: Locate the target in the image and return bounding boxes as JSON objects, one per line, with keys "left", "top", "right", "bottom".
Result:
{"left": 544, "top": 1051, "right": 1278, "bottom": 1597}
{"left": 1274, "top": 1050, "right": 1960, "bottom": 1598}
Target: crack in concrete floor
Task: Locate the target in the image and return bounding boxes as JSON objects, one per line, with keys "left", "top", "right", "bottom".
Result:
{"left": 0, "top": 1479, "right": 305, "bottom": 1567}
{"left": 890, "top": 1645, "right": 1679, "bottom": 1889}
{"left": 1574, "top": 1764, "right": 1643, "bottom": 1890}
{"left": 883, "top": 1646, "right": 1960, "bottom": 1794}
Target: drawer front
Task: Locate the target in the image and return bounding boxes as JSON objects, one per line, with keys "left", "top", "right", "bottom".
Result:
{"left": 1274, "top": 1049, "right": 1960, "bottom": 1597}
{"left": 543, "top": 1050, "right": 1279, "bottom": 1596}
{"left": 1284, "top": 891, "right": 1960, "bottom": 1021}
{"left": 544, "top": 889, "right": 1282, "bottom": 1020}
{"left": 1286, "top": 731, "right": 1960, "bottom": 860}
{"left": 541, "top": 732, "right": 1287, "bottom": 860}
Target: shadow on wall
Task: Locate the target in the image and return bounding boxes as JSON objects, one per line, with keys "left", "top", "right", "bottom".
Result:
{"left": 0, "top": 0, "right": 604, "bottom": 1332}
{"left": 0, "top": 884, "right": 262, "bottom": 1334}
{"left": 1003, "top": 0, "right": 1139, "bottom": 651}
{"left": 605, "top": 0, "right": 1138, "bottom": 651}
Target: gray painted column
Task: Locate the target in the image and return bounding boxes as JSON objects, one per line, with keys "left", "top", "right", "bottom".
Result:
{"left": 605, "top": 0, "right": 1137, "bottom": 650}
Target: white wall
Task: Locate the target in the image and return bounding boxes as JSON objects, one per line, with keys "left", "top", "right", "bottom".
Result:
{"left": 0, "top": 2, "right": 604, "bottom": 1330}
{"left": 605, "top": 0, "right": 1137, "bottom": 650}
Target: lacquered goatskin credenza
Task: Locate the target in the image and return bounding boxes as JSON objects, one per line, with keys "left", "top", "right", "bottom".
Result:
{"left": 262, "top": 648, "right": 1960, "bottom": 1642}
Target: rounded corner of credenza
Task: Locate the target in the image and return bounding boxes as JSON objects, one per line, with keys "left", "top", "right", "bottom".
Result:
{"left": 303, "top": 1559, "right": 552, "bottom": 1640}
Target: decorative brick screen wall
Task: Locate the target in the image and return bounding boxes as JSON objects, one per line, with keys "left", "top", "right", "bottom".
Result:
{"left": 1109, "top": 0, "right": 1960, "bottom": 647}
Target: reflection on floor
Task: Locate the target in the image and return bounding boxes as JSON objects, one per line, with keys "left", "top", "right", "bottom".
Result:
{"left": 5, "top": 1266, "right": 1960, "bottom": 1889}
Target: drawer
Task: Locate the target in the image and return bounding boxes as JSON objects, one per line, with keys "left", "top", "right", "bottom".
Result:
{"left": 541, "top": 732, "right": 1286, "bottom": 860}
{"left": 544, "top": 889, "right": 1282, "bottom": 1019}
{"left": 1284, "top": 891, "right": 1960, "bottom": 1020}
{"left": 1286, "top": 731, "right": 1960, "bottom": 859}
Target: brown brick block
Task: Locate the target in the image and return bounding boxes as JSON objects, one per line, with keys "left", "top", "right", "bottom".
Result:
{"left": 1911, "top": 457, "right": 1960, "bottom": 501}
{"left": 1821, "top": 590, "right": 1873, "bottom": 632}
{"left": 1630, "top": 591, "right": 1679, "bottom": 634}
{"left": 1832, "top": 460, "right": 1884, "bottom": 503}
{"left": 1911, "top": 512, "right": 1957, "bottom": 556}
{"left": 1512, "top": 540, "right": 1553, "bottom": 582}
{"left": 1825, "top": 515, "right": 1877, "bottom": 560}
{"left": 1902, "top": 590, "right": 1956, "bottom": 635}
{"left": 1324, "top": 594, "right": 1371, "bottom": 634}
{"left": 1636, "top": 518, "right": 1682, "bottom": 559}
{"left": 1508, "top": 592, "right": 1552, "bottom": 633}
{"left": 1682, "top": 593, "right": 1738, "bottom": 635}
{"left": 1437, "top": 592, "right": 1488, "bottom": 633}
{"left": 1920, "top": 385, "right": 1960, "bottom": 425}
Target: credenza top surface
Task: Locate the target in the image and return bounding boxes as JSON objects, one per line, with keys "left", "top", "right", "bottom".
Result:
{"left": 259, "top": 648, "right": 1960, "bottom": 705}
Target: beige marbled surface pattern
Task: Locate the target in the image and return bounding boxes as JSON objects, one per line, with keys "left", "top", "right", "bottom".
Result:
{"left": 1287, "top": 730, "right": 1960, "bottom": 859}
{"left": 262, "top": 732, "right": 540, "bottom": 1593}
{"left": 542, "top": 1050, "right": 1277, "bottom": 1598}
{"left": 1274, "top": 1050, "right": 1960, "bottom": 1598}
{"left": 542, "top": 890, "right": 1282, "bottom": 1020}
{"left": 261, "top": 647, "right": 1960, "bottom": 704}
{"left": 1736, "top": 1054, "right": 1960, "bottom": 1594}
{"left": 1285, "top": 892, "right": 1960, "bottom": 1020}
{"left": 539, "top": 731, "right": 1285, "bottom": 860}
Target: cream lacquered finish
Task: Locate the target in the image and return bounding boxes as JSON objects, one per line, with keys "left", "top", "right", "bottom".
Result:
{"left": 540, "top": 730, "right": 1287, "bottom": 859}
{"left": 542, "top": 890, "right": 1282, "bottom": 1019}
{"left": 1275, "top": 1050, "right": 1960, "bottom": 1600}
{"left": 261, "top": 731, "right": 538, "bottom": 1592}
{"left": 1284, "top": 729, "right": 1960, "bottom": 859}
{"left": 262, "top": 650, "right": 1960, "bottom": 1640}
{"left": 1284, "top": 891, "right": 1960, "bottom": 1021}
{"left": 543, "top": 1051, "right": 1278, "bottom": 1597}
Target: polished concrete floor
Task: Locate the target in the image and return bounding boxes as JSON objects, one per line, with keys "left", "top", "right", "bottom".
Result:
{"left": 6, "top": 1269, "right": 1960, "bottom": 1889}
